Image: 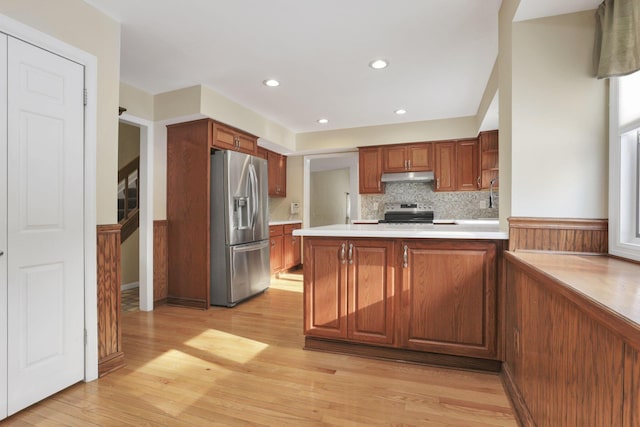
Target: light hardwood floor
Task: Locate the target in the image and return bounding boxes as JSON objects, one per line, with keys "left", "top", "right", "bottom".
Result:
{"left": 5, "top": 270, "right": 517, "bottom": 426}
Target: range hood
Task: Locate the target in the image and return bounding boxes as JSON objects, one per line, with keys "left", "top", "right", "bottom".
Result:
{"left": 380, "top": 171, "right": 435, "bottom": 183}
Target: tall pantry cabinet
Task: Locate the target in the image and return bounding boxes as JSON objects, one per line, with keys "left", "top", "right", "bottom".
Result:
{"left": 166, "top": 119, "right": 259, "bottom": 308}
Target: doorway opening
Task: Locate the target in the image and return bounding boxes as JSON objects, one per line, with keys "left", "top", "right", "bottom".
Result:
{"left": 118, "top": 114, "right": 154, "bottom": 312}
{"left": 303, "top": 152, "right": 359, "bottom": 227}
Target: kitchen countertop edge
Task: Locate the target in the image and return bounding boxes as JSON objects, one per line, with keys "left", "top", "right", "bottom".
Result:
{"left": 293, "top": 223, "right": 508, "bottom": 240}
{"left": 269, "top": 220, "right": 303, "bottom": 226}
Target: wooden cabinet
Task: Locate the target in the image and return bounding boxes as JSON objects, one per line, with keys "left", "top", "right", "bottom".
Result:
{"left": 434, "top": 141, "right": 456, "bottom": 192}
{"left": 212, "top": 122, "right": 257, "bottom": 155}
{"left": 267, "top": 150, "right": 287, "bottom": 197}
{"left": 304, "top": 238, "right": 395, "bottom": 345}
{"left": 166, "top": 119, "right": 212, "bottom": 308}
{"left": 358, "top": 147, "right": 384, "bottom": 194}
{"left": 382, "top": 143, "right": 433, "bottom": 172}
{"left": 434, "top": 139, "right": 480, "bottom": 192}
{"left": 269, "top": 225, "right": 284, "bottom": 274}
{"left": 270, "top": 223, "right": 301, "bottom": 274}
{"left": 479, "top": 130, "right": 499, "bottom": 190}
{"left": 400, "top": 240, "right": 498, "bottom": 358}
{"left": 256, "top": 146, "right": 268, "bottom": 160}
{"left": 456, "top": 138, "right": 479, "bottom": 191}
{"left": 283, "top": 223, "right": 302, "bottom": 269}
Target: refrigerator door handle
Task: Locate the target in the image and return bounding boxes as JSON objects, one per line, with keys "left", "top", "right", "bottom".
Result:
{"left": 248, "top": 163, "right": 259, "bottom": 231}
{"left": 232, "top": 240, "right": 270, "bottom": 253}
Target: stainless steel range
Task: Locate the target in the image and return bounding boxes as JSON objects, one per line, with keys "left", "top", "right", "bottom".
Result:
{"left": 378, "top": 203, "right": 434, "bottom": 224}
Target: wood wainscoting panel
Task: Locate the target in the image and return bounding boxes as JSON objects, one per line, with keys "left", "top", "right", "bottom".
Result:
{"left": 504, "top": 256, "right": 625, "bottom": 426}
{"left": 153, "top": 220, "right": 168, "bottom": 304}
{"left": 97, "top": 224, "right": 125, "bottom": 377}
{"left": 508, "top": 217, "right": 608, "bottom": 253}
{"left": 624, "top": 344, "right": 640, "bottom": 427}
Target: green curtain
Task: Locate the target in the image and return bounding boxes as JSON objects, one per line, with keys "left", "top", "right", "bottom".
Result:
{"left": 594, "top": 0, "right": 640, "bottom": 78}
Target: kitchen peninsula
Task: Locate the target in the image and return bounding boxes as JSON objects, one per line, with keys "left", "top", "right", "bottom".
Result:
{"left": 293, "top": 222, "right": 508, "bottom": 371}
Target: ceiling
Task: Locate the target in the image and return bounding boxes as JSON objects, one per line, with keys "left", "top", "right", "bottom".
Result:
{"left": 83, "top": 0, "right": 601, "bottom": 134}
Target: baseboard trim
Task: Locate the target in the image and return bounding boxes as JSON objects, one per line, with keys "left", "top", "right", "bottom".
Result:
{"left": 98, "top": 351, "right": 125, "bottom": 378}
{"left": 167, "top": 296, "right": 208, "bottom": 310}
{"left": 500, "top": 363, "right": 535, "bottom": 427}
{"left": 121, "top": 281, "right": 139, "bottom": 291}
{"left": 304, "top": 337, "right": 502, "bottom": 373}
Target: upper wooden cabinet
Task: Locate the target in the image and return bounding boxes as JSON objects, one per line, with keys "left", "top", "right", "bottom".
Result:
{"left": 456, "top": 138, "right": 479, "bottom": 191}
{"left": 382, "top": 143, "right": 433, "bottom": 172}
{"left": 434, "top": 139, "right": 480, "bottom": 192}
{"left": 212, "top": 122, "right": 257, "bottom": 155}
{"left": 267, "top": 150, "right": 287, "bottom": 197}
{"left": 256, "top": 146, "right": 268, "bottom": 160}
{"left": 358, "top": 147, "right": 384, "bottom": 194}
{"left": 434, "top": 141, "right": 456, "bottom": 192}
{"left": 479, "top": 130, "right": 499, "bottom": 190}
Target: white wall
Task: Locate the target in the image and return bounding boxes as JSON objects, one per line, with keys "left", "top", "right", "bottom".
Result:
{"left": 498, "top": 0, "right": 519, "bottom": 230}
{"left": 269, "top": 156, "right": 304, "bottom": 221}
{"left": 511, "top": 11, "right": 608, "bottom": 218}
{"left": 120, "top": 82, "right": 154, "bottom": 121}
{"left": 296, "top": 116, "right": 478, "bottom": 152}
{"left": 0, "top": 0, "right": 121, "bottom": 225}
{"left": 310, "top": 168, "right": 351, "bottom": 226}
{"left": 118, "top": 122, "right": 140, "bottom": 168}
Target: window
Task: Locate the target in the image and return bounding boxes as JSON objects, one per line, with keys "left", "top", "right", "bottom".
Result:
{"left": 610, "top": 71, "right": 640, "bottom": 261}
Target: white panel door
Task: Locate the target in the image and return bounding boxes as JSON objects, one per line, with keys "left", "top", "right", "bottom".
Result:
{"left": 6, "top": 36, "right": 85, "bottom": 415}
{"left": 0, "top": 33, "right": 8, "bottom": 420}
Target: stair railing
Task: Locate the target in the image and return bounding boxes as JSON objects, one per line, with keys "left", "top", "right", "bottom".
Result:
{"left": 117, "top": 156, "right": 140, "bottom": 242}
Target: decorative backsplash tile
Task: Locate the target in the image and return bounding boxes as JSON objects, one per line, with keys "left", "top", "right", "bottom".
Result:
{"left": 360, "top": 182, "right": 499, "bottom": 220}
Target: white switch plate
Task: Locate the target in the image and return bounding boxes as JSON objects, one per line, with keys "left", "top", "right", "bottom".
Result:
{"left": 479, "top": 200, "right": 487, "bottom": 209}
{"left": 373, "top": 202, "right": 379, "bottom": 210}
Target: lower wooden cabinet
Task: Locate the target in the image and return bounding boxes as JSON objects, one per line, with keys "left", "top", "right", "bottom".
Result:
{"left": 283, "top": 223, "right": 301, "bottom": 269}
{"left": 400, "top": 240, "right": 497, "bottom": 358}
{"left": 270, "top": 223, "right": 301, "bottom": 275}
{"left": 303, "top": 238, "right": 395, "bottom": 344}
{"left": 269, "top": 227, "right": 284, "bottom": 275}
{"left": 303, "top": 237, "right": 500, "bottom": 360}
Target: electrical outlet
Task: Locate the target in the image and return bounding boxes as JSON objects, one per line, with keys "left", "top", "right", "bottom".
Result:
{"left": 479, "top": 200, "right": 487, "bottom": 209}
{"left": 373, "top": 202, "right": 379, "bottom": 210}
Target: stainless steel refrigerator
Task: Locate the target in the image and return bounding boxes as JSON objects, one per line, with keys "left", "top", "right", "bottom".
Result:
{"left": 210, "top": 150, "right": 270, "bottom": 306}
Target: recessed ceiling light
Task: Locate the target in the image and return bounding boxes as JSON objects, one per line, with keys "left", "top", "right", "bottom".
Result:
{"left": 317, "top": 118, "right": 329, "bottom": 124}
{"left": 369, "top": 59, "right": 388, "bottom": 70}
{"left": 263, "top": 79, "right": 280, "bottom": 87}
{"left": 394, "top": 109, "right": 407, "bottom": 115}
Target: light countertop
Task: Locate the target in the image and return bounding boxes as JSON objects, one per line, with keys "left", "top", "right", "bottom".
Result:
{"left": 293, "top": 221, "right": 507, "bottom": 240}
{"left": 269, "top": 220, "right": 302, "bottom": 226}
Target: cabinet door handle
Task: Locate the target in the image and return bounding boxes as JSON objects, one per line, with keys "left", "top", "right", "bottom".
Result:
{"left": 271, "top": 240, "right": 276, "bottom": 246}
{"left": 407, "top": 160, "right": 411, "bottom": 169}
{"left": 348, "top": 243, "right": 353, "bottom": 265}
{"left": 477, "top": 176, "right": 481, "bottom": 188}
{"left": 0, "top": 250, "right": 3, "bottom": 256}
{"left": 340, "top": 243, "right": 346, "bottom": 265}
{"left": 403, "top": 245, "right": 408, "bottom": 268}
{"left": 436, "top": 178, "right": 440, "bottom": 189}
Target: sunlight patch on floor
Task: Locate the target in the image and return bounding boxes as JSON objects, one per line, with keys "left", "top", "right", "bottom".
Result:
{"left": 184, "top": 329, "right": 269, "bottom": 364}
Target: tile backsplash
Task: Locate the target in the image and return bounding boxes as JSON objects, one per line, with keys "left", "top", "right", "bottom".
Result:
{"left": 360, "top": 182, "right": 499, "bottom": 220}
